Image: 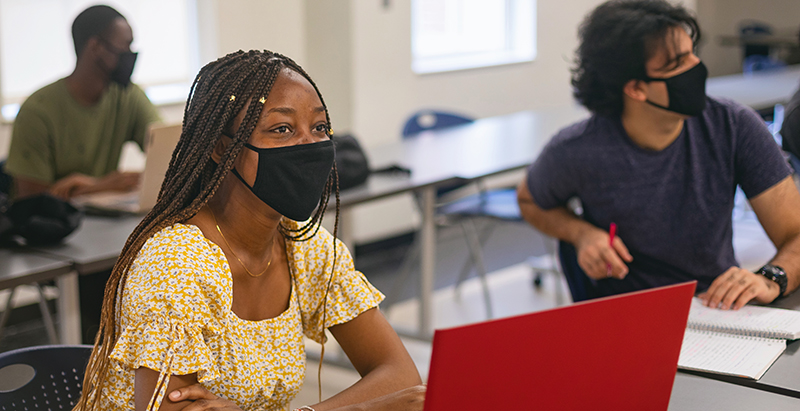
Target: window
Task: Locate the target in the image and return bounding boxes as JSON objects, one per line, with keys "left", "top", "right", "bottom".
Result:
{"left": 411, "top": 0, "right": 537, "bottom": 74}
{"left": 0, "top": 0, "right": 198, "bottom": 120}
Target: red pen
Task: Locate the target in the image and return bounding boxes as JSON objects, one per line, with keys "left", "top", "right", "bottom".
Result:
{"left": 607, "top": 222, "right": 617, "bottom": 277}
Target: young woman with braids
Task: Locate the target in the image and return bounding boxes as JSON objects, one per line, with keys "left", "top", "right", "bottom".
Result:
{"left": 74, "top": 50, "right": 424, "bottom": 411}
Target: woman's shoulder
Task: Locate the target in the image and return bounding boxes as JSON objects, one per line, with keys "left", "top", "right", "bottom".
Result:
{"left": 285, "top": 220, "right": 342, "bottom": 260}
{"left": 136, "top": 223, "right": 226, "bottom": 266}
{"left": 125, "top": 223, "right": 231, "bottom": 313}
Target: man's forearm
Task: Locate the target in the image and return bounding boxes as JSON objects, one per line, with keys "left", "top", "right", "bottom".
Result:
{"left": 516, "top": 181, "right": 596, "bottom": 245}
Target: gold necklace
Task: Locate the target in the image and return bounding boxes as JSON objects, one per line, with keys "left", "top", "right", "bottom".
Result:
{"left": 208, "top": 206, "right": 273, "bottom": 278}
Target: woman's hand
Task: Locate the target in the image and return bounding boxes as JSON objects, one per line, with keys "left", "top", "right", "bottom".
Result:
{"left": 351, "top": 385, "right": 426, "bottom": 411}
{"left": 168, "top": 384, "right": 243, "bottom": 410}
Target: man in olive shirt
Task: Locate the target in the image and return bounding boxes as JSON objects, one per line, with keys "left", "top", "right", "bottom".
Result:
{"left": 5, "top": 5, "right": 159, "bottom": 200}
{"left": 4, "top": 5, "right": 160, "bottom": 343}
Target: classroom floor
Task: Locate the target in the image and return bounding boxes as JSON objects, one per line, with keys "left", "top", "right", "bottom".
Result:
{"left": 0, "top": 208, "right": 775, "bottom": 409}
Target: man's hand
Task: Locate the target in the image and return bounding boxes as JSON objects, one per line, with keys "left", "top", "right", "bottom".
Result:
{"left": 698, "top": 267, "right": 780, "bottom": 310}
{"left": 575, "top": 227, "right": 633, "bottom": 280}
{"left": 48, "top": 171, "right": 140, "bottom": 200}
{"left": 49, "top": 173, "right": 98, "bottom": 199}
{"left": 168, "top": 384, "right": 242, "bottom": 410}
{"left": 96, "top": 171, "right": 140, "bottom": 193}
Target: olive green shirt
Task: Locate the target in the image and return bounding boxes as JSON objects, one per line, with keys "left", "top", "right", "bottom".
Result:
{"left": 5, "top": 78, "right": 160, "bottom": 183}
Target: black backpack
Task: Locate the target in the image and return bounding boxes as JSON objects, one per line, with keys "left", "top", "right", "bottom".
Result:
{"left": 332, "top": 133, "right": 370, "bottom": 190}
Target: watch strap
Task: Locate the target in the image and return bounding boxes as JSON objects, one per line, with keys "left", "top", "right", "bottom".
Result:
{"left": 757, "top": 264, "right": 788, "bottom": 300}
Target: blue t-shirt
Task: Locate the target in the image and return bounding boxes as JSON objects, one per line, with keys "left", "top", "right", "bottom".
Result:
{"left": 526, "top": 97, "right": 791, "bottom": 296}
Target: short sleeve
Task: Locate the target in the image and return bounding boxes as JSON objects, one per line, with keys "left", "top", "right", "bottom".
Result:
{"left": 732, "top": 104, "right": 792, "bottom": 198}
{"left": 525, "top": 132, "right": 580, "bottom": 210}
{"left": 127, "top": 84, "right": 161, "bottom": 149}
{"left": 109, "top": 227, "right": 227, "bottom": 383}
{"left": 292, "top": 228, "right": 384, "bottom": 344}
{"left": 5, "top": 104, "right": 56, "bottom": 183}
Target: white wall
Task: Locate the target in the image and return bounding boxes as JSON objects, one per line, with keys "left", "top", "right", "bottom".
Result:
{"left": 208, "top": 0, "right": 306, "bottom": 65}
{"left": 305, "top": 1, "right": 353, "bottom": 133}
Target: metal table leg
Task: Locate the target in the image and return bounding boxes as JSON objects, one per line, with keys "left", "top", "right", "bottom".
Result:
{"left": 339, "top": 207, "right": 355, "bottom": 255}
{"left": 57, "top": 272, "right": 82, "bottom": 345}
{"left": 419, "top": 186, "right": 436, "bottom": 338}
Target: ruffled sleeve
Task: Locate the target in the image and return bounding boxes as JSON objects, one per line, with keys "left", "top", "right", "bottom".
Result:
{"left": 109, "top": 224, "right": 230, "bottom": 410}
{"left": 288, "top": 224, "right": 384, "bottom": 344}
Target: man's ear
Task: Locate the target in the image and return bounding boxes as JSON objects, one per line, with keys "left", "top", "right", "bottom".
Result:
{"left": 79, "top": 37, "right": 102, "bottom": 60}
{"left": 623, "top": 79, "right": 649, "bottom": 102}
{"left": 211, "top": 134, "right": 232, "bottom": 164}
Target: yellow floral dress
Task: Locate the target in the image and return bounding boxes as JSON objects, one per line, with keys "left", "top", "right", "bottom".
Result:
{"left": 99, "top": 221, "right": 384, "bottom": 411}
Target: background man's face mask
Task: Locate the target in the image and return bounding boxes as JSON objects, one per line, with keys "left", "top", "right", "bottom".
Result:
{"left": 642, "top": 61, "right": 708, "bottom": 117}
{"left": 99, "top": 38, "right": 138, "bottom": 87}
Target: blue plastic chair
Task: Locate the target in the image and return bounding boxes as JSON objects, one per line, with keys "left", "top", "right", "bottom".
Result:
{"left": 0, "top": 344, "right": 93, "bottom": 410}
{"left": 401, "top": 110, "right": 474, "bottom": 138}
{"left": 402, "top": 110, "right": 475, "bottom": 198}
{"left": 743, "top": 55, "right": 786, "bottom": 74}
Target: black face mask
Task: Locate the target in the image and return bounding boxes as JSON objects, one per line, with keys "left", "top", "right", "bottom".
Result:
{"left": 642, "top": 61, "right": 708, "bottom": 116}
{"left": 110, "top": 51, "right": 138, "bottom": 87}
{"left": 231, "top": 139, "right": 335, "bottom": 221}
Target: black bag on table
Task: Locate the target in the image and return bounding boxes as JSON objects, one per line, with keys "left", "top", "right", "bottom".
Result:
{"left": 332, "top": 133, "right": 370, "bottom": 190}
{"left": 2, "top": 194, "right": 83, "bottom": 246}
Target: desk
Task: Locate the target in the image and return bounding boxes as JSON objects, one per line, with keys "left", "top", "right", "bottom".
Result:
{"left": 0, "top": 249, "right": 73, "bottom": 344}
{"left": 669, "top": 373, "right": 800, "bottom": 410}
{"left": 0, "top": 249, "right": 72, "bottom": 290}
{"left": 33, "top": 215, "right": 142, "bottom": 275}
{"left": 28, "top": 215, "right": 142, "bottom": 344}
{"left": 706, "top": 65, "right": 800, "bottom": 111}
{"left": 354, "top": 106, "right": 589, "bottom": 337}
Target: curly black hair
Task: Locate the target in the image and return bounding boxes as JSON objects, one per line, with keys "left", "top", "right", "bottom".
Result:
{"left": 571, "top": 0, "right": 701, "bottom": 117}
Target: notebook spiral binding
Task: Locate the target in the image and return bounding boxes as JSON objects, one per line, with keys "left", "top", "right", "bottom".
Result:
{"left": 688, "top": 322, "right": 791, "bottom": 340}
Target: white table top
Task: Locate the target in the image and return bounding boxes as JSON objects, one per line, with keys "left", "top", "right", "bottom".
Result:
{"left": 706, "top": 65, "right": 800, "bottom": 111}
{"left": 0, "top": 249, "right": 72, "bottom": 290}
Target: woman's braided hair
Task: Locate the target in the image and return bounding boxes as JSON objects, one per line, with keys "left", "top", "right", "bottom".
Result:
{"left": 75, "top": 49, "right": 340, "bottom": 410}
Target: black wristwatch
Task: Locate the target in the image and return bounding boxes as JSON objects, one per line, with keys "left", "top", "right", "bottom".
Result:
{"left": 756, "top": 264, "right": 788, "bottom": 301}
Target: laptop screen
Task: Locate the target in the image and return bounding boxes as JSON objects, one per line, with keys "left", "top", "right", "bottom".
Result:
{"left": 423, "top": 281, "right": 696, "bottom": 410}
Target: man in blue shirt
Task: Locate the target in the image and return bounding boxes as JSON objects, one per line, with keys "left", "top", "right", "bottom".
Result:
{"left": 517, "top": 0, "right": 800, "bottom": 309}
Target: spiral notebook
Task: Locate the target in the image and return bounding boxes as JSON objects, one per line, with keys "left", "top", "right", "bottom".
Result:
{"left": 677, "top": 298, "right": 800, "bottom": 380}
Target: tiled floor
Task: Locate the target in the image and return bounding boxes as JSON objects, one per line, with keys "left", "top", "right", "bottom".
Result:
{"left": 0, "top": 211, "right": 776, "bottom": 409}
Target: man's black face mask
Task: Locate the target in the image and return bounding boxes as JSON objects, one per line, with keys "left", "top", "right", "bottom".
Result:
{"left": 642, "top": 61, "right": 708, "bottom": 117}
{"left": 99, "top": 38, "right": 138, "bottom": 87}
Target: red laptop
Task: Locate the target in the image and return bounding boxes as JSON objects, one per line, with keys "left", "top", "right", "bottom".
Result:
{"left": 423, "top": 281, "right": 696, "bottom": 411}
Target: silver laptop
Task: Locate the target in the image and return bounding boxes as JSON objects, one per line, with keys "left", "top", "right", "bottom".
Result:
{"left": 74, "top": 124, "right": 181, "bottom": 214}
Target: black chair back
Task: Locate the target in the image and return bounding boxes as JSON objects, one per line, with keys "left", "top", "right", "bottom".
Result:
{"left": 0, "top": 160, "right": 11, "bottom": 196}
{"left": 557, "top": 241, "right": 599, "bottom": 302}
{"left": 0, "top": 345, "right": 93, "bottom": 410}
